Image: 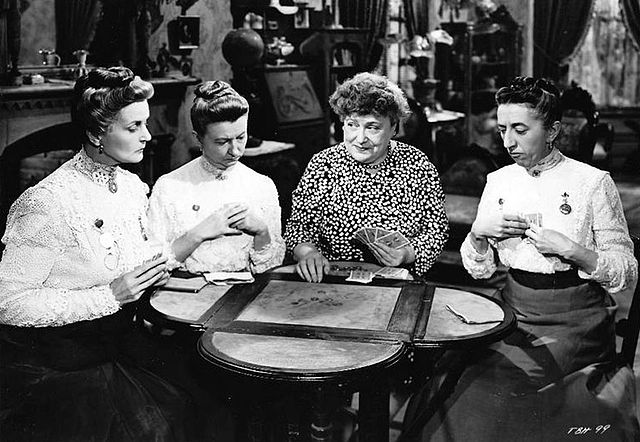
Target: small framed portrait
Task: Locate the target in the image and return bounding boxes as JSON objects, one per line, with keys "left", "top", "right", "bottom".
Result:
{"left": 264, "top": 68, "right": 323, "bottom": 124}
{"left": 176, "top": 15, "right": 200, "bottom": 50}
{"left": 294, "top": 8, "right": 310, "bottom": 29}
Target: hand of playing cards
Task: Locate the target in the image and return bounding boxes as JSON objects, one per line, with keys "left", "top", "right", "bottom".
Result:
{"left": 354, "top": 227, "right": 410, "bottom": 250}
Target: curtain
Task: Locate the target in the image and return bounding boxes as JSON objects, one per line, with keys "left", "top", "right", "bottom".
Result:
{"left": 533, "top": 0, "right": 595, "bottom": 80}
{"left": 338, "top": 0, "right": 389, "bottom": 70}
{"left": 54, "top": 0, "right": 102, "bottom": 64}
{"left": 621, "top": 0, "right": 640, "bottom": 51}
{"left": 403, "top": 0, "right": 429, "bottom": 38}
{"left": 569, "top": 0, "right": 640, "bottom": 107}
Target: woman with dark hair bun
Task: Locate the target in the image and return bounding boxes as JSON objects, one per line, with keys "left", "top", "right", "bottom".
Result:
{"left": 0, "top": 66, "right": 195, "bottom": 441}
{"left": 148, "top": 80, "right": 285, "bottom": 274}
{"left": 402, "top": 76, "right": 638, "bottom": 441}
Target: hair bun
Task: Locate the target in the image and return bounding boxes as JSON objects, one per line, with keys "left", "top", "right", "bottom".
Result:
{"left": 194, "top": 80, "right": 238, "bottom": 100}
{"left": 86, "top": 67, "right": 135, "bottom": 89}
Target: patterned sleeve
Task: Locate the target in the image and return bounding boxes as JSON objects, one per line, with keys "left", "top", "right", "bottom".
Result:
{"left": 0, "top": 187, "right": 119, "bottom": 327}
{"left": 460, "top": 174, "right": 499, "bottom": 278}
{"left": 284, "top": 152, "right": 332, "bottom": 253}
{"left": 578, "top": 173, "right": 638, "bottom": 293}
{"left": 410, "top": 161, "right": 449, "bottom": 277}
{"left": 249, "top": 177, "right": 286, "bottom": 273}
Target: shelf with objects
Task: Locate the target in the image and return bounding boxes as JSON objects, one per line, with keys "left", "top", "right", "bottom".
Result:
{"left": 439, "top": 13, "right": 522, "bottom": 149}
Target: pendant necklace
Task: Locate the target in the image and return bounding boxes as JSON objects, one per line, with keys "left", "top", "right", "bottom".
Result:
{"left": 559, "top": 192, "right": 572, "bottom": 215}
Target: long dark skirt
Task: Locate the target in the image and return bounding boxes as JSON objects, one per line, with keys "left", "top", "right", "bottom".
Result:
{"left": 0, "top": 305, "right": 197, "bottom": 442}
{"left": 403, "top": 270, "right": 639, "bottom": 442}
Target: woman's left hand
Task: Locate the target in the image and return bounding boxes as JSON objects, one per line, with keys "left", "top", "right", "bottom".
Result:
{"left": 369, "top": 242, "right": 415, "bottom": 267}
{"left": 228, "top": 204, "right": 268, "bottom": 237}
{"left": 524, "top": 224, "right": 575, "bottom": 257}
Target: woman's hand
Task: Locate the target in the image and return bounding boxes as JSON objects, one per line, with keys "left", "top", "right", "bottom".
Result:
{"left": 110, "top": 256, "right": 169, "bottom": 305}
{"left": 369, "top": 242, "right": 415, "bottom": 267}
{"left": 228, "top": 204, "right": 268, "bottom": 237}
{"left": 293, "top": 243, "right": 330, "bottom": 283}
{"left": 524, "top": 224, "right": 576, "bottom": 257}
{"left": 192, "top": 203, "right": 244, "bottom": 241}
{"left": 471, "top": 212, "right": 528, "bottom": 240}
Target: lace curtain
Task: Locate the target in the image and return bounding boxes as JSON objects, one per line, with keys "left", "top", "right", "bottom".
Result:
{"left": 569, "top": 0, "right": 640, "bottom": 107}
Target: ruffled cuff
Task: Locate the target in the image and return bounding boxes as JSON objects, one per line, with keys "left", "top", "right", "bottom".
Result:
{"left": 578, "top": 251, "right": 632, "bottom": 294}
{"left": 460, "top": 233, "right": 497, "bottom": 279}
{"left": 249, "top": 235, "right": 286, "bottom": 274}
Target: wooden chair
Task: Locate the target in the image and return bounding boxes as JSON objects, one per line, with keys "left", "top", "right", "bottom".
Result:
{"left": 616, "top": 233, "right": 640, "bottom": 367}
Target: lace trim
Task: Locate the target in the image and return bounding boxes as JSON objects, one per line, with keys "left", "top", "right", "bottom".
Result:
{"left": 200, "top": 156, "right": 233, "bottom": 180}
{"left": 525, "top": 148, "right": 564, "bottom": 177}
{"left": 72, "top": 148, "right": 119, "bottom": 192}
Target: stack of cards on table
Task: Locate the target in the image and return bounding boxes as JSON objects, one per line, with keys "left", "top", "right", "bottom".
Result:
{"left": 346, "top": 270, "right": 375, "bottom": 284}
{"left": 354, "top": 227, "right": 410, "bottom": 249}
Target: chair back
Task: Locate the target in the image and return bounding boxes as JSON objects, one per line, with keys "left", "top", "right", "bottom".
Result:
{"left": 617, "top": 233, "right": 640, "bottom": 366}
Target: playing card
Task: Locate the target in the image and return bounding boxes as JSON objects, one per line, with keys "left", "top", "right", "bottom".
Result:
{"left": 374, "top": 266, "right": 410, "bottom": 280}
{"left": 354, "top": 229, "right": 368, "bottom": 245}
{"left": 376, "top": 231, "right": 410, "bottom": 249}
{"left": 365, "top": 227, "right": 378, "bottom": 244}
{"left": 374, "top": 228, "right": 393, "bottom": 242}
{"left": 523, "top": 213, "right": 543, "bottom": 227}
{"left": 345, "top": 270, "right": 374, "bottom": 284}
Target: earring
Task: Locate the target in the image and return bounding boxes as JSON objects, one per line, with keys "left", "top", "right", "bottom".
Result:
{"left": 98, "top": 143, "right": 104, "bottom": 154}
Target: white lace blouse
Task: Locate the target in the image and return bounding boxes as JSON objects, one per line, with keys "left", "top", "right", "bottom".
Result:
{"left": 147, "top": 156, "right": 285, "bottom": 274}
{"left": 0, "top": 149, "right": 157, "bottom": 327}
{"left": 460, "top": 153, "right": 637, "bottom": 294}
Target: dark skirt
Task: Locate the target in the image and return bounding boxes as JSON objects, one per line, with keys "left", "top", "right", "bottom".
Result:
{"left": 403, "top": 270, "right": 640, "bottom": 442}
{"left": 0, "top": 305, "right": 197, "bottom": 442}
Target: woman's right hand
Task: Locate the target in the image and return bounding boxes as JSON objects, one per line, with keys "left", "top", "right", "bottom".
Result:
{"left": 110, "top": 256, "right": 168, "bottom": 305}
{"left": 294, "top": 243, "right": 330, "bottom": 283}
{"left": 192, "top": 203, "right": 245, "bottom": 241}
{"left": 471, "top": 212, "right": 528, "bottom": 241}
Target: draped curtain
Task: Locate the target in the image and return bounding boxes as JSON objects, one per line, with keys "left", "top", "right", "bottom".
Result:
{"left": 533, "top": 0, "right": 595, "bottom": 80}
{"left": 338, "top": 0, "right": 389, "bottom": 70}
{"left": 55, "top": 0, "right": 102, "bottom": 64}
{"left": 403, "top": 0, "right": 429, "bottom": 38}
{"left": 569, "top": 0, "right": 640, "bottom": 107}
{"left": 621, "top": 0, "right": 640, "bottom": 51}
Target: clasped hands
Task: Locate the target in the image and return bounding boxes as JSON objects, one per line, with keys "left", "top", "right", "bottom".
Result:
{"left": 193, "top": 202, "right": 268, "bottom": 241}
{"left": 471, "top": 212, "right": 574, "bottom": 257}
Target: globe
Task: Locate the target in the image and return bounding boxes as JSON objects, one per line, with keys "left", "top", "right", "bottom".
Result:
{"left": 222, "top": 28, "right": 265, "bottom": 67}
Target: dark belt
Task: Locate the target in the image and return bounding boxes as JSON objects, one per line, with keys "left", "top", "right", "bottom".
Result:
{"left": 509, "top": 268, "right": 591, "bottom": 290}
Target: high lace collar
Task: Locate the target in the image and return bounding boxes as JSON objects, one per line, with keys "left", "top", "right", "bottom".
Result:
{"left": 525, "top": 148, "right": 564, "bottom": 177}
{"left": 199, "top": 155, "right": 235, "bottom": 180}
{"left": 73, "top": 148, "right": 119, "bottom": 193}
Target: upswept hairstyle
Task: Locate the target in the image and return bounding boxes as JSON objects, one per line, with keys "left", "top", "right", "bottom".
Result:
{"left": 72, "top": 66, "right": 154, "bottom": 143}
{"left": 190, "top": 81, "right": 249, "bottom": 137}
{"left": 329, "top": 72, "right": 411, "bottom": 127}
{"left": 495, "top": 76, "right": 562, "bottom": 128}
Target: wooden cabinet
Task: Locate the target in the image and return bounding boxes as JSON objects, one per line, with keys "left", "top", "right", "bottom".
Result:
{"left": 439, "top": 22, "right": 522, "bottom": 143}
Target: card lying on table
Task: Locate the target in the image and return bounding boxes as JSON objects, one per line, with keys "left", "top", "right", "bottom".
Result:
{"left": 203, "top": 271, "right": 255, "bottom": 285}
{"left": 163, "top": 276, "right": 209, "bottom": 293}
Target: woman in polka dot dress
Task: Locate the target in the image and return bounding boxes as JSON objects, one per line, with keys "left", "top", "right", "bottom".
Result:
{"left": 284, "top": 72, "right": 449, "bottom": 282}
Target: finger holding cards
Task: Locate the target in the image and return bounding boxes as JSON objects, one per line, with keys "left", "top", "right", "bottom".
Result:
{"left": 369, "top": 241, "right": 413, "bottom": 267}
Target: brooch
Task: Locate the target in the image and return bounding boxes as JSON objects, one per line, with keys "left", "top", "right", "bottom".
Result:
{"left": 94, "top": 218, "right": 119, "bottom": 270}
{"left": 559, "top": 192, "right": 572, "bottom": 215}
{"left": 138, "top": 216, "right": 148, "bottom": 241}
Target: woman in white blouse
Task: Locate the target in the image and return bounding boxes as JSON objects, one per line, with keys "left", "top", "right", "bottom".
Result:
{"left": 148, "top": 80, "right": 285, "bottom": 274}
{"left": 403, "top": 77, "right": 639, "bottom": 441}
{"left": 0, "top": 67, "right": 195, "bottom": 441}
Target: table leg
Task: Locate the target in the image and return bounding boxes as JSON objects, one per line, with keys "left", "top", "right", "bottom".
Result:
{"left": 359, "top": 381, "right": 390, "bottom": 442}
{"left": 310, "top": 386, "right": 334, "bottom": 442}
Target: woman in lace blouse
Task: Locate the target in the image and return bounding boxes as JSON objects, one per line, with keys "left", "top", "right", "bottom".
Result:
{"left": 0, "top": 67, "right": 195, "bottom": 441}
{"left": 403, "top": 77, "right": 639, "bottom": 441}
{"left": 147, "top": 80, "right": 285, "bottom": 274}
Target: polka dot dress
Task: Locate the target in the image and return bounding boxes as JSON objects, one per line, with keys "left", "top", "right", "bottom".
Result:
{"left": 284, "top": 141, "right": 449, "bottom": 277}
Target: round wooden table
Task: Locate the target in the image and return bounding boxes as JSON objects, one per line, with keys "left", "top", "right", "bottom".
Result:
{"left": 144, "top": 262, "right": 516, "bottom": 441}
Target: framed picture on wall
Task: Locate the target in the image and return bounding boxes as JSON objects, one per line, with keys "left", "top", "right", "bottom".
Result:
{"left": 264, "top": 68, "right": 323, "bottom": 124}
